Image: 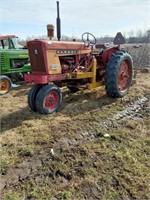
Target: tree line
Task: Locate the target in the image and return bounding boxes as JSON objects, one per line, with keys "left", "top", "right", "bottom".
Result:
{"left": 18, "top": 29, "right": 150, "bottom": 46}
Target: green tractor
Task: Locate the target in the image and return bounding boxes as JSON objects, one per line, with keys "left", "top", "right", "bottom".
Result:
{"left": 0, "top": 35, "right": 30, "bottom": 95}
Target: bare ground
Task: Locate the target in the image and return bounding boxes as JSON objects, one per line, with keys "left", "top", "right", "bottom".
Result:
{"left": 0, "top": 71, "right": 150, "bottom": 200}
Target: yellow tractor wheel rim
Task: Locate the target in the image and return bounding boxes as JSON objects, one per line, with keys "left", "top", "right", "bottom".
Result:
{"left": 0, "top": 79, "right": 10, "bottom": 94}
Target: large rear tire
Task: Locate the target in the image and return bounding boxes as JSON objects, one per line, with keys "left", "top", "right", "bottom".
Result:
{"left": 0, "top": 75, "right": 12, "bottom": 95}
{"left": 35, "top": 84, "right": 62, "bottom": 114}
{"left": 28, "top": 84, "right": 43, "bottom": 111}
{"left": 105, "top": 51, "right": 133, "bottom": 98}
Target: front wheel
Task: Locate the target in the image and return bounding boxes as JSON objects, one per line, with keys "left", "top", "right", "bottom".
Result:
{"left": 28, "top": 84, "right": 43, "bottom": 112}
{"left": 105, "top": 51, "right": 133, "bottom": 98}
{"left": 0, "top": 75, "right": 12, "bottom": 95}
{"left": 35, "top": 84, "right": 62, "bottom": 114}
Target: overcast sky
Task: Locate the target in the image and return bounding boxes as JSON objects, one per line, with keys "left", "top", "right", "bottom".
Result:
{"left": 1, "top": 0, "right": 149, "bottom": 40}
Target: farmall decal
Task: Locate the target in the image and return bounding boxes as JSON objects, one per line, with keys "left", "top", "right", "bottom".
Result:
{"left": 56, "top": 49, "right": 78, "bottom": 54}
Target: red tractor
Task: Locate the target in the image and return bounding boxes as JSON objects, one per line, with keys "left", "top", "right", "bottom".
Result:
{"left": 25, "top": 3, "right": 133, "bottom": 114}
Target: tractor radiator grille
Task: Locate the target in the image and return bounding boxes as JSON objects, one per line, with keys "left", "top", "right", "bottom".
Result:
{"left": 27, "top": 40, "right": 48, "bottom": 74}
{"left": 0, "top": 54, "right": 4, "bottom": 69}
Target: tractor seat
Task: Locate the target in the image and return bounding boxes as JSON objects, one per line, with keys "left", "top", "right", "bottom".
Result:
{"left": 95, "top": 43, "right": 110, "bottom": 49}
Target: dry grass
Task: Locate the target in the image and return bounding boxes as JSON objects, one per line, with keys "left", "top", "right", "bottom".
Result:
{"left": 0, "top": 72, "right": 150, "bottom": 199}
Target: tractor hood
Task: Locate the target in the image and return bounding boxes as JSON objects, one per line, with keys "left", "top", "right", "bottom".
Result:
{"left": 0, "top": 48, "right": 28, "bottom": 56}
{"left": 27, "top": 40, "right": 91, "bottom": 51}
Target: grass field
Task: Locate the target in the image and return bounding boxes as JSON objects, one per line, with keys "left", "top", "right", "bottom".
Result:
{"left": 0, "top": 71, "right": 150, "bottom": 200}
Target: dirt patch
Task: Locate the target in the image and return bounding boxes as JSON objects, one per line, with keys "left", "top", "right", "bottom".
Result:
{"left": 0, "top": 72, "right": 150, "bottom": 199}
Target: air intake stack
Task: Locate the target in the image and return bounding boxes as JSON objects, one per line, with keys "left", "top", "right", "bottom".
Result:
{"left": 47, "top": 24, "right": 54, "bottom": 40}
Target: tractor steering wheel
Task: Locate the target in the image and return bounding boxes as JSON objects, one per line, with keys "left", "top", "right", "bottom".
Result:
{"left": 82, "top": 32, "right": 97, "bottom": 46}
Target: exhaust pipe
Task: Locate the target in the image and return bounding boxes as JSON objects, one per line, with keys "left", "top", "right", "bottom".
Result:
{"left": 56, "top": 1, "right": 61, "bottom": 41}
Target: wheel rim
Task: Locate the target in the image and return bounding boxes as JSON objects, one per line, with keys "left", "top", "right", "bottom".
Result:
{"left": 117, "top": 60, "right": 131, "bottom": 92}
{"left": 0, "top": 80, "right": 10, "bottom": 93}
{"left": 45, "top": 91, "right": 59, "bottom": 110}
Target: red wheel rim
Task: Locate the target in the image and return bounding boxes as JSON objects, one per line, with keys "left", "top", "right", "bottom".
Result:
{"left": 45, "top": 91, "right": 59, "bottom": 110}
{"left": 117, "top": 60, "right": 131, "bottom": 92}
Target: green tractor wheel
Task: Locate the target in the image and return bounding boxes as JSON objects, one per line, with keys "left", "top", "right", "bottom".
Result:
{"left": 0, "top": 75, "right": 12, "bottom": 95}
{"left": 105, "top": 51, "right": 133, "bottom": 98}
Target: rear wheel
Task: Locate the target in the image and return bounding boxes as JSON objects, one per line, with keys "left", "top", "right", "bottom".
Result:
{"left": 28, "top": 84, "right": 43, "bottom": 111}
{"left": 35, "top": 84, "right": 62, "bottom": 114}
{"left": 105, "top": 51, "right": 133, "bottom": 98}
{"left": 0, "top": 75, "right": 12, "bottom": 95}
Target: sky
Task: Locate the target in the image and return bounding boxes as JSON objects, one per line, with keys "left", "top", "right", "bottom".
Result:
{"left": 0, "top": 0, "right": 149, "bottom": 40}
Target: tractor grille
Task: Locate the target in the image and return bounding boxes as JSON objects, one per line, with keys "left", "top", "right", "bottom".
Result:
{"left": 27, "top": 40, "right": 47, "bottom": 74}
{"left": 0, "top": 54, "right": 4, "bottom": 69}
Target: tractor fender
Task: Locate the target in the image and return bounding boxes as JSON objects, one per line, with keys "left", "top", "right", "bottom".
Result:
{"left": 101, "top": 47, "right": 119, "bottom": 66}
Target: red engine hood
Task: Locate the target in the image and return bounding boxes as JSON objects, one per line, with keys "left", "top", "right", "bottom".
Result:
{"left": 28, "top": 39, "right": 91, "bottom": 50}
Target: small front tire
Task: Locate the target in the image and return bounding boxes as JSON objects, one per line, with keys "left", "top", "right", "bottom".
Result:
{"left": 35, "top": 84, "right": 62, "bottom": 114}
{"left": 28, "top": 84, "right": 43, "bottom": 111}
